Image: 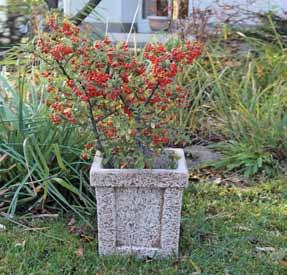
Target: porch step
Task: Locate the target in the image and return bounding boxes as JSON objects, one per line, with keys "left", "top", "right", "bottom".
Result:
{"left": 107, "top": 32, "right": 178, "bottom": 46}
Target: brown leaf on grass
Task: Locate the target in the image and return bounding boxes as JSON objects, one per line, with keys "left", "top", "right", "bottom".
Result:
{"left": 81, "top": 235, "right": 94, "bottom": 242}
{"left": 68, "top": 218, "right": 76, "bottom": 227}
{"left": 188, "top": 172, "right": 200, "bottom": 182}
{"left": 15, "top": 240, "right": 26, "bottom": 248}
{"left": 67, "top": 218, "right": 89, "bottom": 240}
{"left": 280, "top": 259, "right": 287, "bottom": 267}
{"left": 68, "top": 218, "right": 83, "bottom": 235}
{"left": 224, "top": 60, "right": 242, "bottom": 68}
{"left": 75, "top": 247, "right": 84, "bottom": 257}
{"left": 237, "top": 225, "right": 252, "bottom": 232}
{"left": 189, "top": 166, "right": 248, "bottom": 187}
{"left": 214, "top": 177, "right": 222, "bottom": 184}
{"left": 68, "top": 225, "right": 85, "bottom": 235}
{"left": 0, "top": 153, "right": 8, "bottom": 163}
{"left": 0, "top": 189, "right": 9, "bottom": 196}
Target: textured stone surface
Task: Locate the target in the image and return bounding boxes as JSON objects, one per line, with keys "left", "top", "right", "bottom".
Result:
{"left": 90, "top": 148, "right": 188, "bottom": 258}
{"left": 115, "top": 187, "right": 163, "bottom": 248}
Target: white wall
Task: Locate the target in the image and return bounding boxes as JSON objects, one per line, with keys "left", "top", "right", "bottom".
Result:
{"left": 122, "top": 0, "right": 140, "bottom": 23}
{"left": 64, "top": 0, "right": 122, "bottom": 23}
{"left": 63, "top": 0, "right": 287, "bottom": 25}
{"left": 65, "top": 0, "right": 141, "bottom": 23}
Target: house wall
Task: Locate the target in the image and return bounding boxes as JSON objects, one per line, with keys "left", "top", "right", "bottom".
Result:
{"left": 64, "top": 0, "right": 142, "bottom": 23}
{"left": 122, "top": 0, "right": 140, "bottom": 23}
{"left": 64, "top": 0, "right": 139, "bottom": 32}
{"left": 189, "top": 0, "right": 287, "bottom": 17}
{"left": 63, "top": 0, "right": 287, "bottom": 32}
{"left": 64, "top": 0, "right": 122, "bottom": 23}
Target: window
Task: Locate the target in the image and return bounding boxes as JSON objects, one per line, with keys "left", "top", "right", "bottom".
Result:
{"left": 142, "top": 0, "right": 169, "bottom": 18}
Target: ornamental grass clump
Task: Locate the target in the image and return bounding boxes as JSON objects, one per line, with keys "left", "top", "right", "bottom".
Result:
{"left": 36, "top": 17, "right": 201, "bottom": 169}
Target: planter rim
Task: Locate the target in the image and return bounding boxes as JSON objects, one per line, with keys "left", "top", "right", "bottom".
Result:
{"left": 90, "top": 148, "right": 188, "bottom": 188}
{"left": 91, "top": 148, "right": 187, "bottom": 173}
{"left": 147, "top": 16, "right": 170, "bottom": 20}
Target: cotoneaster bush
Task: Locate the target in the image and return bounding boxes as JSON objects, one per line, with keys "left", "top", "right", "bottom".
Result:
{"left": 35, "top": 17, "right": 201, "bottom": 169}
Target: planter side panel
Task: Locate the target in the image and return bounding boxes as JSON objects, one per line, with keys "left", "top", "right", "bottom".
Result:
{"left": 95, "top": 188, "right": 117, "bottom": 255}
{"left": 160, "top": 188, "right": 183, "bottom": 256}
{"left": 96, "top": 186, "right": 184, "bottom": 258}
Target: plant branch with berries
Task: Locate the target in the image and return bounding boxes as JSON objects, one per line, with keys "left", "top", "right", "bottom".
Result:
{"left": 36, "top": 16, "right": 201, "bottom": 168}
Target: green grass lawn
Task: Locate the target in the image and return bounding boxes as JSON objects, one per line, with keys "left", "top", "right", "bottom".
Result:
{"left": 1, "top": 180, "right": 287, "bottom": 274}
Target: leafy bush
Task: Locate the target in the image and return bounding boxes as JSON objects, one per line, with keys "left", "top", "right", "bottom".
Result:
{"left": 35, "top": 18, "right": 201, "bottom": 169}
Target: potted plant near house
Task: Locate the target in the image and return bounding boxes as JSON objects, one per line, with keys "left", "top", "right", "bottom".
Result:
{"left": 148, "top": 0, "right": 171, "bottom": 31}
{"left": 36, "top": 17, "right": 201, "bottom": 258}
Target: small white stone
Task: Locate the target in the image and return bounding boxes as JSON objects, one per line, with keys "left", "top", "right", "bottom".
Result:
{"left": 256, "top": 246, "right": 275, "bottom": 253}
{"left": 0, "top": 38, "right": 11, "bottom": 44}
{"left": 0, "top": 224, "right": 6, "bottom": 231}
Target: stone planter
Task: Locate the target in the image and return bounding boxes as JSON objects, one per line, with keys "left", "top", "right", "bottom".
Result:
{"left": 90, "top": 148, "right": 188, "bottom": 258}
{"left": 148, "top": 16, "right": 170, "bottom": 32}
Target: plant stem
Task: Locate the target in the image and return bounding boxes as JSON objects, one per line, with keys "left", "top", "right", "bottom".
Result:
{"left": 54, "top": 60, "right": 114, "bottom": 167}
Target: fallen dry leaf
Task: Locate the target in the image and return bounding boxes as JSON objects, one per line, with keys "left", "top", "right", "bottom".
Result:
{"left": 81, "top": 235, "right": 94, "bottom": 242}
{"left": 280, "top": 259, "right": 287, "bottom": 267}
{"left": 0, "top": 189, "right": 9, "bottom": 196}
{"left": 214, "top": 177, "right": 222, "bottom": 184}
{"left": 75, "top": 247, "right": 84, "bottom": 257}
{"left": 15, "top": 240, "right": 26, "bottom": 248}
{"left": 68, "top": 225, "right": 85, "bottom": 235}
{"left": 68, "top": 218, "right": 76, "bottom": 227}
{"left": 237, "top": 225, "right": 252, "bottom": 232}
{"left": 0, "top": 154, "right": 8, "bottom": 163}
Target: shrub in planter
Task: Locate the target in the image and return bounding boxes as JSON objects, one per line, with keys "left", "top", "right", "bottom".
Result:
{"left": 36, "top": 17, "right": 201, "bottom": 257}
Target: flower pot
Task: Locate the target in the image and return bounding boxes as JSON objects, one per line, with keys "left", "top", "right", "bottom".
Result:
{"left": 148, "top": 16, "right": 170, "bottom": 32}
{"left": 90, "top": 148, "right": 188, "bottom": 258}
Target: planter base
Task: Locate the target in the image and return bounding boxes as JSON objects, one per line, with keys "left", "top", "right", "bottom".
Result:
{"left": 90, "top": 149, "right": 188, "bottom": 258}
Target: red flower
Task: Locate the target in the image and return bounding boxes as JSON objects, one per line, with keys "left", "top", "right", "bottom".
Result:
{"left": 152, "top": 134, "right": 160, "bottom": 145}
{"left": 121, "top": 73, "right": 129, "bottom": 83}
{"left": 123, "top": 107, "right": 133, "bottom": 118}
{"left": 160, "top": 136, "right": 168, "bottom": 144}
{"left": 84, "top": 143, "right": 94, "bottom": 149}
{"left": 51, "top": 114, "right": 61, "bottom": 124}
{"left": 66, "top": 80, "right": 74, "bottom": 88}
{"left": 150, "top": 95, "right": 161, "bottom": 104}
{"left": 122, "top": 85, "right": 132, "bottom": 95}
{"left": 50, "top": 44, "right": 73, "bottom": 61}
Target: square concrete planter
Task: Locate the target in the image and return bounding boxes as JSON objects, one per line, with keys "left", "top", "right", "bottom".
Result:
{"left": 90, "top": 148, "right": 188, "bottom": 258}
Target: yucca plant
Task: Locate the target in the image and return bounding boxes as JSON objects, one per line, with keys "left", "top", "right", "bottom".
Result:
{"left": 0, "top": 63, "right": 96, "bottom": 223}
